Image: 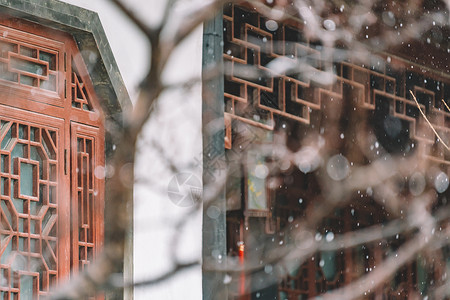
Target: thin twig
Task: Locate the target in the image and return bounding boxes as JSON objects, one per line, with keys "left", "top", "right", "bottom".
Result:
{"left": 410, "top": 90, "right": 450, "bottom": 151}
{"left": 111, "top": 0, "right": 152, "bottom": 37}
{"left": 317, "top": 230, "right": 442, "bottom": 300}
{"left": 442, "top": 99, "right": 450, "bottom": 112}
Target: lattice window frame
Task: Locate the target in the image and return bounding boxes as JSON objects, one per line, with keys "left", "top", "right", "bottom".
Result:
{"left": 0, "top": 16, "right": 106, "bottom": 299}
{"left": 223, "top": 3, "right": 450, "bottom": 299}
{"left": 223, "top": 3, "right": 450, "bottom": 165}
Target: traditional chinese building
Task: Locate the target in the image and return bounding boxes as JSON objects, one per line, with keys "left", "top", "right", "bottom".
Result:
{"left": 202, "top": 2, "right": 450, "bottom": 299}
{"left": 0, "top": 0, "right": 129, "bottom": 298}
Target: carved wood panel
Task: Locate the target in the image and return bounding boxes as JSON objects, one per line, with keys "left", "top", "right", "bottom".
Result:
{"left": 0, "top": 106, "right": 65, "bottom": 299}
{"left": 0, "top": 23, "right": 65, "bottom": 107}
{"left": 71, "top": 64, "right": 94, "bottom": 112}
{"left": 0, "top": 17, "right": 105, "bottom": 299}
{"left": 70, "top": 122, "right": 104, "bottom": 274}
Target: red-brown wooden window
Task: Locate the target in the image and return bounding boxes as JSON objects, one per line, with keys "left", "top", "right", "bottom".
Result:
{"left": 0, "top": 17, "right": 105, "bottom": 299}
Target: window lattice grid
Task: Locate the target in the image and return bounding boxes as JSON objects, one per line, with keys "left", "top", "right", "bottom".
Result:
{"left": 73, "top": 136, "right": 95, "bottom": 272}
{"left": 71, "top": 62, "right": 94, "bottom": 112}
{"left": 0, "top": 18, "right": 105, "bottom": 299}
{"left": 0, "top": 26, "right": 59, "bottom": 93}
{"left": 0, "top": 117, "right": 59, "bottom": 299}
{"left": 223, "top": 3, "right": 450, "bottom": 166}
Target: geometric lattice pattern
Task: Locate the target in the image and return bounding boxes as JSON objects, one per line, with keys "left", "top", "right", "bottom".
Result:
{"left": 0, "top": 117, "right": 59, "bottom": 299}
{"left": 72, "top": 135, "right": 95, "bottom": 272}
{"left": 224, "top": 4, "right": 323, "bottom": 130}
{"left": 71, "top": 63, "right": 94, "bottom": 112}
{"left": 223, "top": 4, "right": 450, "bottom": 164}
{"left": 224, "top": 4, "right": 450, "bottom": 299}
{"left": 0, "top": 25, "right": 58, "bottom": 93}
{"left": 0, "top": 18, "right": 104, "bottom": 299}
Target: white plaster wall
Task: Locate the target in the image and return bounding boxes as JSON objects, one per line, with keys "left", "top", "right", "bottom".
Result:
{"left": 60, "top": 1, "right": 203, "bottom": 299}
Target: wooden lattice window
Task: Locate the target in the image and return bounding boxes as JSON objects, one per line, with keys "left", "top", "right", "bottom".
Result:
{"left": 0, "top": 17, "right": 104, "bottom": 298}
{"left": 223, "top": 3, "right": 450, "bottom": 164}
{"left": 223, "top": 3, "right": 450, "bottom": 299}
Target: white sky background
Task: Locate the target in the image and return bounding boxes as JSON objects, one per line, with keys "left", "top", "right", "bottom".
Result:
{"left": 60, "top": 1, "right": 203, "bottom": 299}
